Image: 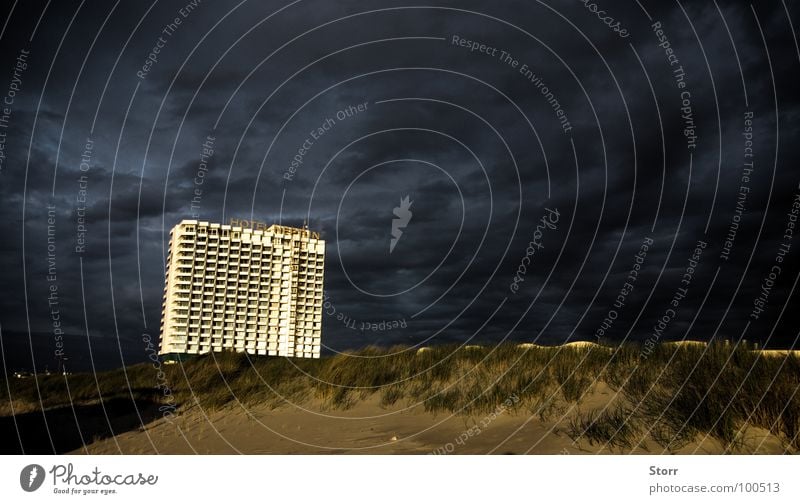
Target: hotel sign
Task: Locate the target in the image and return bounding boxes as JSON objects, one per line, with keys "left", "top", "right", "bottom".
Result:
{"left": 230, "top": 218, "right": 320, "bottom": 239}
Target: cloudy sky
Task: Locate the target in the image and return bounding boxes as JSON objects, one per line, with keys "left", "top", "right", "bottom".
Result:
{"left": 1, "top": 0, "right": 799, "bottom": 371}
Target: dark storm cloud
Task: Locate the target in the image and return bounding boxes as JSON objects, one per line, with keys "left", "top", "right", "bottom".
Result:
{"left": 1, "top": 0, "right": 799, "bottom": 372}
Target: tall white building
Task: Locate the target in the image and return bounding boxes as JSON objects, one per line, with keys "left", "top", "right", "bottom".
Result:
{"left": 159, "top": 219, "right": 325, "bottom": 358}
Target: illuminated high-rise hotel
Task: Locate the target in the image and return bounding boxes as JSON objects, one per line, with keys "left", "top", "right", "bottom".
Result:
{"left": 159, "top": 219, "right": 325, "bottom": 358}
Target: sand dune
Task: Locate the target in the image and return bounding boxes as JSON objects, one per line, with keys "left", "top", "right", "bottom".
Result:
{"left": 7, "top": 341, "right": 795, "bottom": 455}
{"left": 74, "top": 382, "right": 790, "bottom": 455}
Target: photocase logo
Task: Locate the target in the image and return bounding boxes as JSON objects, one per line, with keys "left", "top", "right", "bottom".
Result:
{"left": 20, "top": 464, "right": 45, "bottom": 492}
{"left": 389, "top": 195, "right": 413, "bottom": 253}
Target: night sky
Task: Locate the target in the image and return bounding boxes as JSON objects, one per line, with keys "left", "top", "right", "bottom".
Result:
{"left": 1, "top": 0, "right": 799, "bottom": 372}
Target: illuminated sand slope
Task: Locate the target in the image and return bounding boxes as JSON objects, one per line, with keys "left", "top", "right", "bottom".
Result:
{"left": 75, "top": 385, "right": 790, "bottom": 455}
{"left": 86, "top": 343, "right": 800, "bottom": 454}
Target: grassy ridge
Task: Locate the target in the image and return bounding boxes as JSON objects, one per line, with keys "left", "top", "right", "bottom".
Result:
{"left": 583, "top": 343, "right": 800, "bottom": 451}
{"left": 2, "top": 342, "right": 799, "bottom": 451}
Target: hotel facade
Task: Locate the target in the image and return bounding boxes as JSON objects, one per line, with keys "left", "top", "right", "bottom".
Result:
{"left": 159, "top": 219, "right": 325, "bottom": 358}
